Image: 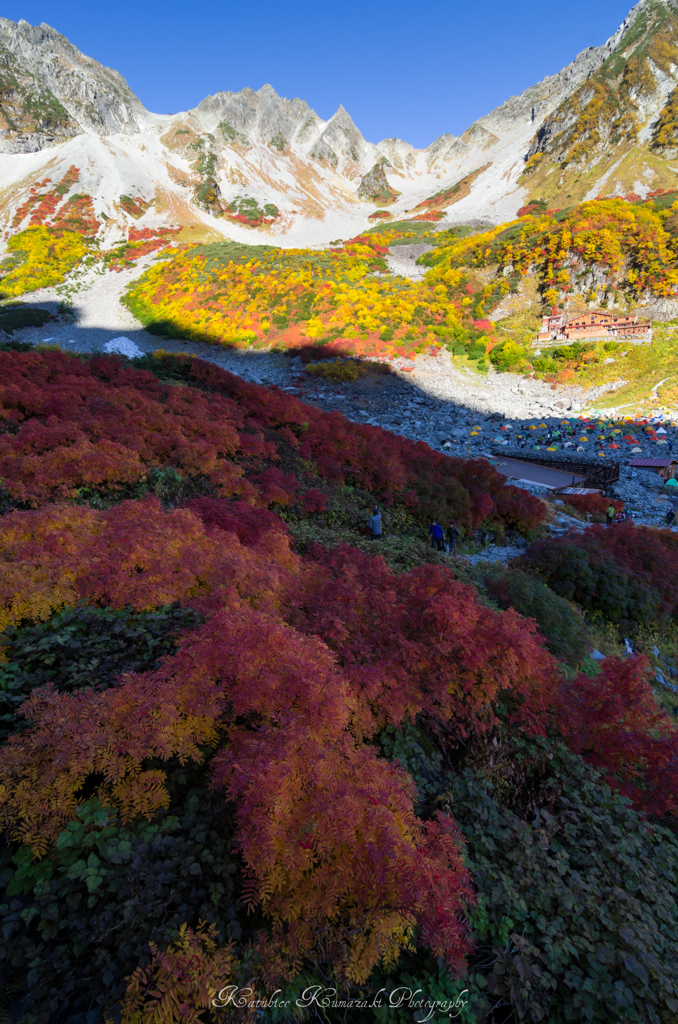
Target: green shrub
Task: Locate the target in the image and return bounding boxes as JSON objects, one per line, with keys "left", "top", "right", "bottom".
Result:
{"left": 379, "top": 720, "right": 446, "bottom": 815}
{"left": 376, "top": 724, "right": 678, "bottom": 1023}
{"left": 0, "top": 778, "right": 243, "bottom": 1023}
{"left": 443, "top": 738, "right": 678, "bottom": 1024}
{"left": 0, "top": 605, "right": 201, "bottom": 743}
{"left": 482, "top": 566, "right": 588, "bottom": 664}
{"left": 0, "top": 306, "right": 51, "bottom": 333}
{"left": 517, "top": 539, "right": 661, "bottom": 633}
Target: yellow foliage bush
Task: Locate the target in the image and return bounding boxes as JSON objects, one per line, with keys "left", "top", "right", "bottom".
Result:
{"left": 123, "top": 237, "right": 460, "bottom": 358}
{"left": 304, "top": 360, "right": 362, "bottom": 382}
{"left": 0, "top": 226, "right": 88, "bottom": 297}
{"left": 426, "top": 198, "right": 678, "bottom": 301}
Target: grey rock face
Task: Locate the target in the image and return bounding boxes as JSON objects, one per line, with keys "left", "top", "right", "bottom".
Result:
{"left": 195, "top": 84, "right": 313, "bottom": 151}
{"left": 0, "top": 18, "right": 147, "bottom": 152}
{"left": 310, "top": 105, "right": 367, "bottom": 168}
{"left": 357, "top": 161, "right": 393, "bottom": 201}
{"left": 309, "top": 136, "right": 339, "bottom": 165}
{"left": 376, "top": 137, "right": 418, "bottom": 171}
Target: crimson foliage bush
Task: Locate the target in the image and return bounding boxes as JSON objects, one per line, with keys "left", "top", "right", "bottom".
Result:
{"left": 557, "top": 655, "right": 678, "bottom": 818}
{"left": 563, "top": 492, "right": 623, "bottom": 517}
{"left": 0, "top": 348, "right": 545, "bottom": 535}
{"left": 2, "top": 348, "right": 678, "bottom": 1023}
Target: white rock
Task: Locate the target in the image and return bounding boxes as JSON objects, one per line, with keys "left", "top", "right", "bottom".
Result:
{"left": 103, "top": 336, "right": 144, "bottom": 359}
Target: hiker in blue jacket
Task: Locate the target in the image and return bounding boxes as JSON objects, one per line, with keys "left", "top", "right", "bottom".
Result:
{"left": 369, "top": 505, "right": 382, "bottom": 540}
{"left": 429, "top": 520, "right": 444, "bottom": 551}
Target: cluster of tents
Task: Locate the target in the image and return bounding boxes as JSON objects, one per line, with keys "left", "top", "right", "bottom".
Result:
{"left": 472, "top": 415, "right": 678, "bottom": 458}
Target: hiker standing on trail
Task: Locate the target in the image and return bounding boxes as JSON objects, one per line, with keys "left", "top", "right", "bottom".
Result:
{"left": 369, "top": 506, "right": 382, "bottom": 540}
{"left": 606, "top": 504, "right": 615, "bottom": 527}
{"left": 446, "top": 521, "right": 460, "bottom": 554}
{"left": 667, "top": 508, "right": 676, "bottom": 527}
{"left": 429, "top": 520, "right": 445, "bottom": 551}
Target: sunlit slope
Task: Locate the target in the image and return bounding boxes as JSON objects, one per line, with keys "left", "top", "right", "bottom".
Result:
{"left": 121, "top": 195, "right": 678, "bottom": 374}
{"left": 520, "top": 0, "right": 678, "bottom": 208}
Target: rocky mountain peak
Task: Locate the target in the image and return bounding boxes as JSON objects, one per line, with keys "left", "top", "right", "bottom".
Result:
{"left": 522, "top": 0, "right": 678, "bottom": 183}
{"left": 0, "top": 17, "right": 146, "bottom": 152}
{"left": 309, "top": 103, "right": 368, "bottom": 169}
{"left": 2, "top": 1, "right": 678, "bottom": 244}
{"left": 193, "top": 83, "right": 313, "bottom": 150}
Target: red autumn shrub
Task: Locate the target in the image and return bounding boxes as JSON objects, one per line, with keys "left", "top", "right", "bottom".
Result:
{"left": 493, "top": 484, "right": 546, "bottom": 533}
{"left": 301, "top": 487, "right": 328, "bottom": 513}
{"left": 7, "top": 346, "right": 678, "bottom": 1004}
{"left": 0, "top": 496, "right": 297, "bottom": 634}
{"left": 183, "top": 357, "right": 545, "bottom": 531}
{"left": 0, "top": 583, "right": 475, "bottom": 984}
{"left": 0, "top": 350, "right": 242, "bottom": 504}
{"left": 564, "top": 493, "right": 623, "bottom": 516}
{"left": 1, "top": 479, "right": 676, "bottom": 994}
{"left": 0, "top": 422, "right": 146, "bottom": 503}
{"left": 251, "top": 467, "right": 298, "bottom": 506}
{"left": 588, "top": 522, "right": 678, "bottom": 615}
{"left": 556, "top": 656, "right": 678, "bottom": 817}
{"left": 521, "top": 524, "right": 678, "bottom": 627}
{"left": 185, "top": 496, "right": 288, "bottom": 545}
{"left": 0, "top": 494, "right": 556, "bottom": 983}
{"left": 289, "top": 544, "right": 557, "bottom": 739}
{"left": 0, "top": 350, "right": 547, "bottom": 537}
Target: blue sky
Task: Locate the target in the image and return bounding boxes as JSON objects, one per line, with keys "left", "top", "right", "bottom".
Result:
{"left": 6, "top": 0, "right": 635, "bottom": 147}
